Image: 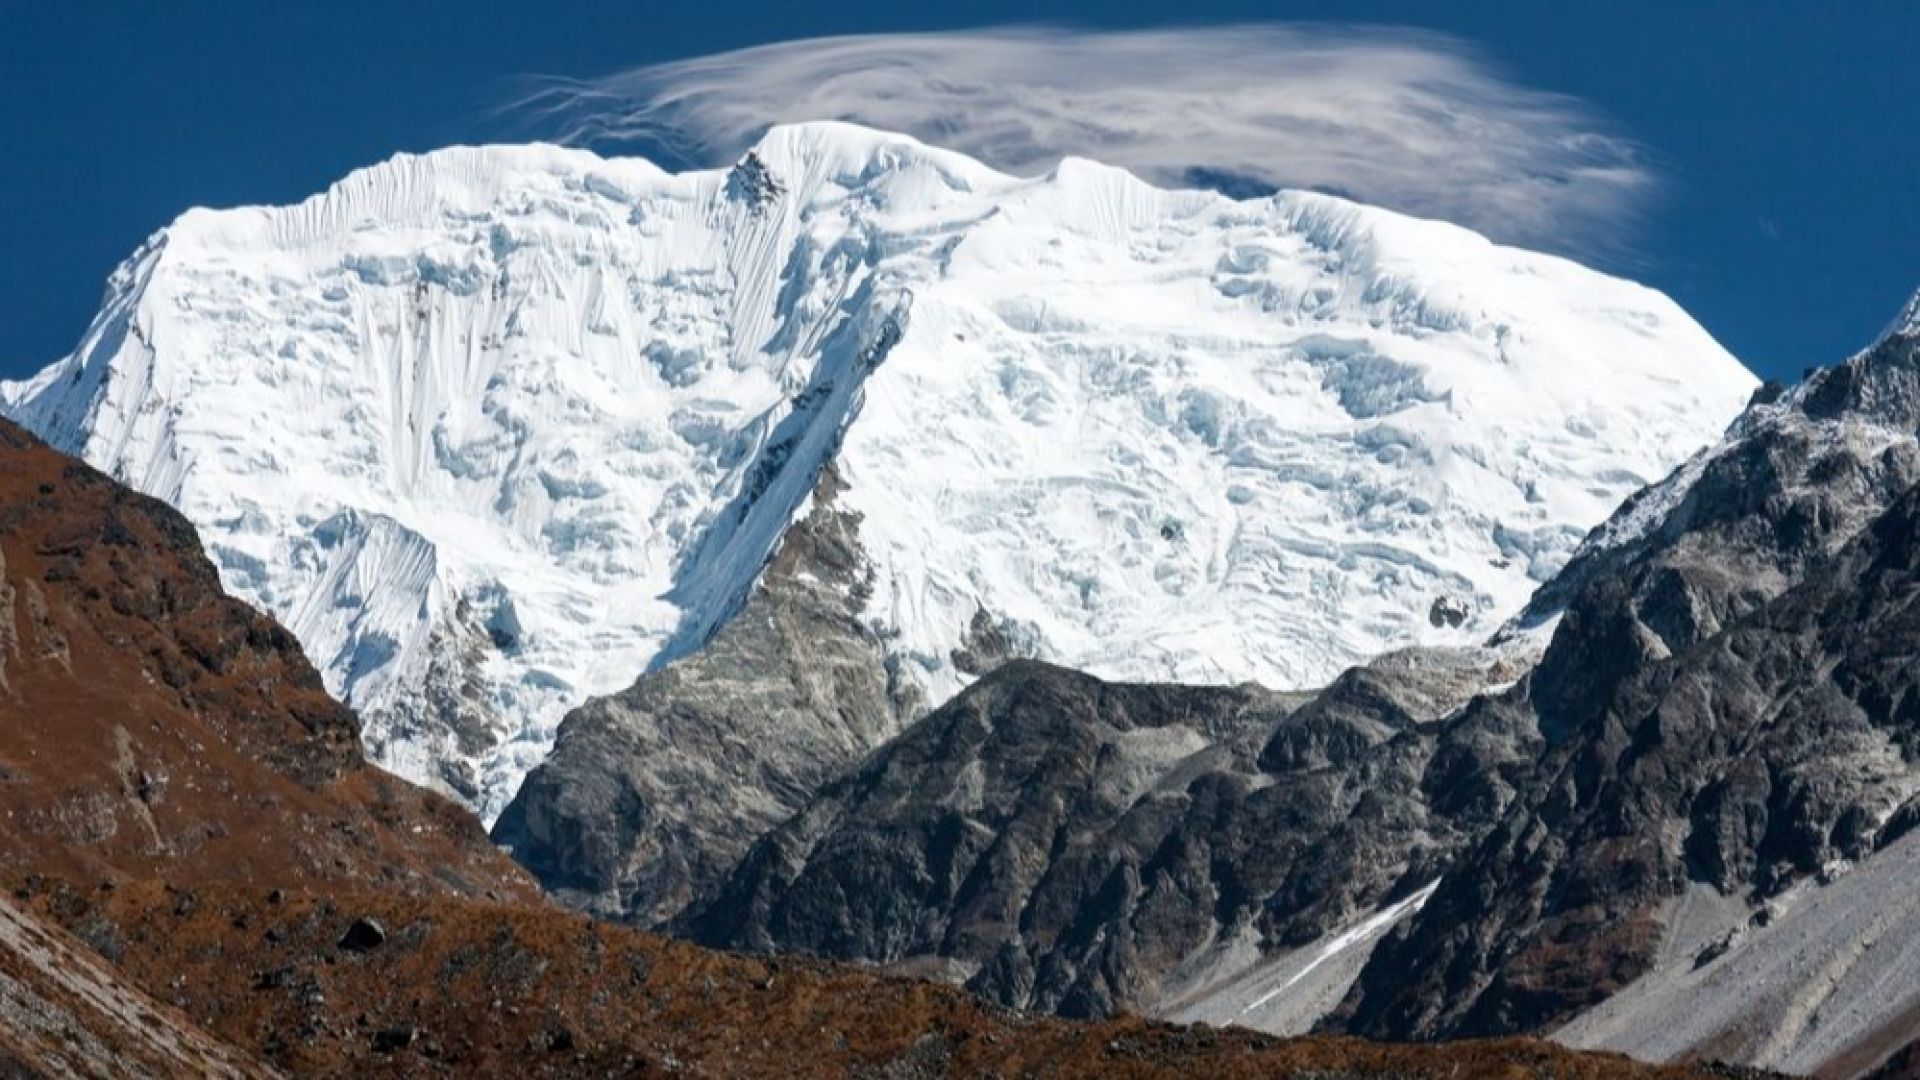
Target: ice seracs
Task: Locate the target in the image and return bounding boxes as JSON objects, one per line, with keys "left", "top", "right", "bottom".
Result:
{"left": 2, "top": 122, "right": 1756, "bottom": 818}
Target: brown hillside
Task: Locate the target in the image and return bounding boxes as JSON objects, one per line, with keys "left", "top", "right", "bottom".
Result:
{"left": 18, "top": 878, "right": 1775, "bottom": 1080}
{"left": 0, "top": 418, "right": 533, "bottom": 901}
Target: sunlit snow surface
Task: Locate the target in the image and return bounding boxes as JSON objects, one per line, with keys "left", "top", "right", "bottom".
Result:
{"left": 2, "top": 124, "right": 1755, "bottom": 818}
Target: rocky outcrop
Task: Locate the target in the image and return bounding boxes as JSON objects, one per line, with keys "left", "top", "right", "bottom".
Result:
{"left": 687, "top": 647, "right": 1524, "bottom": 1021}
{"left": 1340, "top": 481, "right": 1920, "bottom": 1043}
{"left": 1335, "top": 305, "right": 1920, "bottom": 1045}
{"left": 685, "top": 660, "right": 1283, "bottom": 1012}
{"left": 492, "top": 466, "right": 921, "bottom": 927}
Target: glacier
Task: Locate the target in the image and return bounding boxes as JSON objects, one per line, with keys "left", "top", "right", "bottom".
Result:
{"left": 1, "top": 122, "right": 1757, "bottom": 819}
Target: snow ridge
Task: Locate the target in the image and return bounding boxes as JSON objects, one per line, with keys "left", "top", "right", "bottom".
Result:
{"left": 3, "top": 123, "right": 1755, "bottom": 817}
{"left": 1883, "top": 286, "right": 1920, "bottom": 345}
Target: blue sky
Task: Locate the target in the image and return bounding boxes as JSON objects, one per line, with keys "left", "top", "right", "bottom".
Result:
{"left": 2, "top": 1, "right": 1914, "bottom": 382}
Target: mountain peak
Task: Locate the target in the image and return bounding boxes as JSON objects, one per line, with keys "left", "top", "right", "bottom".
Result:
{"left": 725, "top": 150, "right": 785, "bottom": 211}
{"left": 1882, "top": 284, "right": 1920, "bottom": 343}
{"left": 1, "top": 129, "right": 1754, "bottom": 820}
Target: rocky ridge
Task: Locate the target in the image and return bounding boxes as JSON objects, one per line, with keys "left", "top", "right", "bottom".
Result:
{"left": 492, "top": 464, "right": 923, "bottom": 927}
{"left": 682, "top": 645, "right": 1526, "bottom": 1022}
{"left": 1337, "top": 297, "right": 1920, "bottom": 1046}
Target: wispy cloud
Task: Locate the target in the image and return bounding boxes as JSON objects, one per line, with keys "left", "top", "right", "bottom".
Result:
{"left": 507, "top": 25, "right": 1656, "bottom": 261}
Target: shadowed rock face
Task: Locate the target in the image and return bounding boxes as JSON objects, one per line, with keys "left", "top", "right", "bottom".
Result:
{"left": 0, "top": 418, "right": 534, "bottom": 901}
{"left": 685, "top": 648, "right": 1523, "bottom": 1019}
{"left": 684, "top": 659, "right": 1284, "bottom": 1013}
{"left": 493, "top": 466, "right": 922, "bottom": 927}
{"left": 1336, "top": 314, "right": 1920, "bottom": 1042}
{"left": 1871, "top": 1039, "right": 1920, "bottom": 1080}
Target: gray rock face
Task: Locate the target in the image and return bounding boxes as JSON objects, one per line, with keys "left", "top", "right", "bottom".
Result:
{"left": 1514, "top": 318, "right": 1920, "bottom": 652}
{"left": 1335, "top": 311, "right": 1920, "bottom": 1042}
{"left": 686, "top": 647, "right": 1518, "bottom": 1019}
{"left": 491, "top": 467, "right": 920, "bottom": 926}
{"left": 948, "top": 606, "right": 1031, "bottom": 677}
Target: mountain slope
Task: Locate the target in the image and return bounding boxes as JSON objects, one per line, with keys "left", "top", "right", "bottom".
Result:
{"left": 1336, "top": 302, "right": 1920, "bottom": 1054}
{"left": 20, "top": 882, "right": 1761, "bottom": 1080}
{"left": 0, "top": 895, "right": 269, "bottom": 1080}
{"left": 490, "top": 464, "right": 923, "bottom": 925}
{"left": 662, "top": 295, "right": 1920, "bottom": 1077}
{"left": 0, "top": 417, "right": 532, "bottom": 899}
{"left": 3, "top": 123, "right": 1754, "bottom": 818}
{"left": 681, "top": 650, "right": 1507, "bottom": 1020}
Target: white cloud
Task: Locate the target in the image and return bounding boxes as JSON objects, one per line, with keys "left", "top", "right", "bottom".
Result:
{"left": 508, "top": 25, "right": 1655, "bottom": 260}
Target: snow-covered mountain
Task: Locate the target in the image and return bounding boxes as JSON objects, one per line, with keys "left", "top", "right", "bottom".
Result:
{"left": 2, "top": 122, "right": 1755, "bottom": 818}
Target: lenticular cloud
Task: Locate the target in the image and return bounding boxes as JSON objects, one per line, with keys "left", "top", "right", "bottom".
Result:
{"left": 509, "top": 25, "right": 1654, "bottom": 259}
